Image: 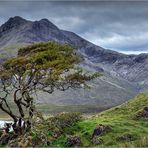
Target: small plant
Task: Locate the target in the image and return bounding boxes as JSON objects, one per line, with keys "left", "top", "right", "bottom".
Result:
{"left": 116, "top": 133, "right": 137, "bottom": 142}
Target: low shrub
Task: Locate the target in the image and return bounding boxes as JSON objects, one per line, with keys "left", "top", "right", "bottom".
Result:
{"left": 116, "top": 133, "right": 137, "bottom": 142}
{"left": 49, "top": 112, "right": 82, "bottom": 129}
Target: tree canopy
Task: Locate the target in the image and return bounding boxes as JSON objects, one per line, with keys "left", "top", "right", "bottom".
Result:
{"left": 0, "top": 42, "right": 99, "bottom": 135}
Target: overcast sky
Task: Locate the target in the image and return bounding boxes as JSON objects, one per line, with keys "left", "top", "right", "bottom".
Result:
{"left": 0, "top": 1, "right": 148, "bottom": 54}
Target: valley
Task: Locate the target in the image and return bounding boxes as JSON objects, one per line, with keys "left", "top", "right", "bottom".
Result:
{"left": 0, "top": 16, "right": 147, "bottom": 113}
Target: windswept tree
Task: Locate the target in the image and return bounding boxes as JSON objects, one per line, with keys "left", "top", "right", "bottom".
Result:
{"left": 0, "top": 42, "right": 99, "bottom": 134}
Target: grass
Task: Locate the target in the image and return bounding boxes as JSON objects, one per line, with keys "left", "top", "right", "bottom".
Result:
{"left": 36, "top": 104, "right": 111, "bottom": 114}
{"left": 50, "top": 93, "right": 148, "bottom": 147}
{"left": 1, "top": 93, "right": 148, "bottom": 147}
{"left": 0, "top": 102, "right": 110, "bottom": 118}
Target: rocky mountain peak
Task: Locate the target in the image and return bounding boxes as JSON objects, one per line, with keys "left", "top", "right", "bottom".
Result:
{"left": 37, "top": 18, "right": 59, "bottom": 30}
{"left": 40, "top": 18, "right": 51, "bottom": 23}
{"left": 0, "top": 16, "right": 28, "bottom": 33}
{"left": 8, "top": 16, "right": 27, "bottom": 23}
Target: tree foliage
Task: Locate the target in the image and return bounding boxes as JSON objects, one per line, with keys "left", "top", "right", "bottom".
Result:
{"left": 0, "top": 42, "right": 99, "bottom": 135}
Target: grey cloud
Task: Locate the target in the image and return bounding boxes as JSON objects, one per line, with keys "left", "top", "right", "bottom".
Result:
{"left": 0, "top": 1, "right": 148, "bottom": 52}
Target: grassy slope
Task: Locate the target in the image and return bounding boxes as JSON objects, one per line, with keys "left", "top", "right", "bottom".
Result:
{"left": 0, "top": 93, "right": 148, "bottom": 147}
{"left": 52, "top": 93, "right": 148, "bottom": 147}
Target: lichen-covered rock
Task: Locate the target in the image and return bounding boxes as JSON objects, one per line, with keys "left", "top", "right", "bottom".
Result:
{"left": 144, "top": 107, "right": 148, "bottom": 112}
{"left": 91, "top": 124, "right": 111, "bottom": 145}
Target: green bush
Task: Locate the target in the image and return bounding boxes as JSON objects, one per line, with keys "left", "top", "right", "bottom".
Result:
{"left": 116, "top": 133, "right": 137, "bottom": 142}
{"left": 49, "top": 112, "right": 82, "bottom": 129}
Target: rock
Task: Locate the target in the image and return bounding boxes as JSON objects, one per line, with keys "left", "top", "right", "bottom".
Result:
{"left": 92, "top": 136, "right": 103, "bottom": 145}
{"left": 144, "top": 107, "right": 148, "bottom": 112}
{"left": 92, "top": 124, "right": 111, "bottom": 138}
{"left": 143, "top": 111, "right": 148, "bottom": 118}
{"left": 65, "top": 135, "right": 81, "bottom": 147}
{"left": 92, "top": 125, "right": 103, "bottom": 137}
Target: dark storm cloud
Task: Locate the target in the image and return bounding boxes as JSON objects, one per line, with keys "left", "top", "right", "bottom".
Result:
{"left": 0, "top": 1, "right": 148, "bottom": 53}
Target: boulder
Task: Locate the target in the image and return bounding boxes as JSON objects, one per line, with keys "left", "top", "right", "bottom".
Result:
{"left": 92, "top": 124, "right": 111, "bottom": 138}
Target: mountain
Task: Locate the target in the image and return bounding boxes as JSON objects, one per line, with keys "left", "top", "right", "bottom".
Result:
{"left": 0, "top": 16, "right": 148, "bottom": 111}
{"left": 0, "top": 16, "right": 71, "bottom": 59}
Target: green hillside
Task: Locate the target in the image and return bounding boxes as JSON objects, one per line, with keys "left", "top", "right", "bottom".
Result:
{"left": 50, "top": 93, "right": 148, "bottom": 147}
{"left": 1, "top": 93, "right": 148, "bottom": 147}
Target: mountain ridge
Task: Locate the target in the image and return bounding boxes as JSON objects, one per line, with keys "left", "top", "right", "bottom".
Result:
{"left": 0, "top": 16, "right": 147, "bottom": 109}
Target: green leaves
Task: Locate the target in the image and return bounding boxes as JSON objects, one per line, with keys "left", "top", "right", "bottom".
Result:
{"left": 0, "top": 41, "right": 101, "bottom": 94}
{"left": 0, "top": 42, "right": 101, "bottom": 135}
{"left": 65, "top": 69, "right": 101, "bottom": 84}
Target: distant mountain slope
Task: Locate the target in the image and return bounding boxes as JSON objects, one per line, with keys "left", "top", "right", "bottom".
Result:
{"left": 36, "top": 73, "right": 137, "bottom": 106}
{"left": 0, "top": 16, "right": 148, "bottom": 109}
{"left": 62, "top": 31, "right": 148, "bottom": 88}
